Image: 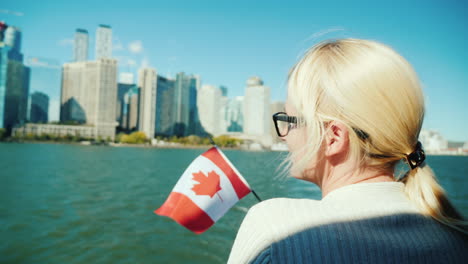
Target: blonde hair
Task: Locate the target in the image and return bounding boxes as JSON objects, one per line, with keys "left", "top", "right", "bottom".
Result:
{"left": 287, "top": 38, "right": 467, "bottom": 233}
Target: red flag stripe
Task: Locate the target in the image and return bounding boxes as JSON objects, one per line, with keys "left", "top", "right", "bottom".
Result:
{"left": 202, "top": 147, "right": 251, "bottom": 199}
{"left": 155, "top": 192, "right": 214, "bottom": 234}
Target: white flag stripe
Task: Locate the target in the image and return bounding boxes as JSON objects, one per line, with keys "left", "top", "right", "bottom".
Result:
{"left": 172, "top": 156, "right": 240, "bottom": 221}
{"left": 216, "top": 147, "right": 251, "bottom": 190}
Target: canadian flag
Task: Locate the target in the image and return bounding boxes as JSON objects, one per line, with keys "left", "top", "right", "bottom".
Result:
{"left": 155, "top": 147, "right": 252, "bottom": 234}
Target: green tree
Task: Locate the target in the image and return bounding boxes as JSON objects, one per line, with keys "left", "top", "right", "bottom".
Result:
{"left": 120, "top": 131, "right": 148, "bottom": 144}
{"left": 0, "top": 128, "right": 6, "bottom": 140}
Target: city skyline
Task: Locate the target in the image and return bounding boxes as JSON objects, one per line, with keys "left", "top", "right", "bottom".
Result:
{"left": 1, "top": 0, "right": 467, "bottom": 141}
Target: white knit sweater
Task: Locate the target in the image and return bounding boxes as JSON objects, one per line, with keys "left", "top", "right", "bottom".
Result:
{"left": 227, "top": 182, "right": 422, "bottom": 264}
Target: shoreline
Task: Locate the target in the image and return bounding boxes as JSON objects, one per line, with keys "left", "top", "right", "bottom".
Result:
{"left": 0, "top": 139, "right": 248, "bottom": 151}
{"left": 1, "top": 140, "right": 467, "bottom": 156}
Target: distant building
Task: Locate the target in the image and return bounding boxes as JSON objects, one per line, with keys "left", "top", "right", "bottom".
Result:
{"left": 14, "top": 123, "right": 99, "bottom": 139}
{"left": 74, "top": 29, "right": 89, "bottom": 62}
{"left": 219, "top": 95, "right": 228, "bottom": 135}
{"left": 198, "top": 84, "right": 223, "bottom": 135}
{"left": 419, "top": 130, "right": 448, "bottom": 152}
{"left": 172, "top": 72, "right": 199, "bottom": 136}
{"left": 243, "top": 76, "right": 271, "bottom": 145}
{"left": 119, "top": 72, "right": 134, "bottom": 85}
{"left": 4, "top": 25, "right": 22, "bottom": 60}
{"left": 0, "top": 23, "right": 30, "bottom": 133}
{"left": 30, "top": 91, "right": 49, "bottom": 123}
{"left": 155, "top": 75, "right": 175, "bottom": 136}
{"left": 60, "top": 58, "right": 118, "bottom": 139}
{"left": 116, "top": 72, "right": 135, "bottom": 129}
{"left": 122, "top": 85, "right": 139, "bottom": 131}
{"left": 138, "top": 68, "right": 157, "bottom": 139}
{"left": 116, "top": 82, "right": 133, "bottom": 128}
{"left": 226, "top": 96, "right": 244, "bottom": 132}
{"left": 220, "top": 85, "right": 228, "bottom": 97}
{"left": 25, "top": 56, "right": 61, "bottom": 122}
{"left": 0, "top": 22, "right": 7, "bottom": 42}
{"left": 95, "top": 24, "right": 112, "bottom": 59}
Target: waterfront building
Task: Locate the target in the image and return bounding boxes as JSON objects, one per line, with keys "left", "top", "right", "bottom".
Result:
{"left": 419, "top": 130, "right": 448, "bottom": 153}
{"left": 0, "top": 23, "right": 30, "bottom": 133}
{"left": 30, "top": 91, "right": 49, "bottom": 123}
{"left": 25, "top": 56, "right": 61, "bottom": 121}
{"left": 219, "top": 95, "right": 228, "bottom": 135}
{"left": 226, "top": 96, "right": 244, "bottom": 132}
{"left": 188, "top": 75, "right": 201, "bottom": 135}
{"left": 172, "top": 72, "right": 200, "bottom": 136}
{"left": 116, "top": 72, "right": 135, "bottom": 128}
{"left": 74, "top": 29, "right": 88, "bottom": 62}
{"left": 220, "top": 85, "right": 228, "bottom": 97}
{"left": 4, "top": 25, "right": 22, "bottom": 61}
{"left": 13, "top": 123, "right": 98, "bottom": 139}
{"left": 117, "top": 82, "right": 133, "bottom": 128}
{"left": 60, "top": 58, "right": 118, "bottom": 139}
{"left": 119, "top": 72, "right": 134, "bottom": 85}
{"left": 122, "top": 85, "right": 139, "bottom": 131}
{"left": 198, "top": 84, "right": 223, "bottom": 135}
{"left": 243, "top": 76, "right": 271, "bottom": 145}
{"left": 138, "top": 68, "right": 157, "bottom": 139}
{"left": 155, "top": 75, "right": 175, "bottom": 136}
{"left": 95, "top": 25, "right": 112, "bottom": 59}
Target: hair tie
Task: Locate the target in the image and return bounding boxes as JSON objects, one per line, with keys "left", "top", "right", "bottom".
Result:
{"left": 406, "top": 141, "right": 425, "bottom": 170}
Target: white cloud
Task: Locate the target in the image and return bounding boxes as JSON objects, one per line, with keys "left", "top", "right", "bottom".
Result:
{"left": 58, "top": 38, "right": 74, "bottom": 46}
{"left": 115, "top": 56, "right": 138, "bottom": 68}
{"left": 0, "top": 9, "right": 24, "bottom": 16}
{"left": 129, "top": 40, "right": 143, "bottom": 54}
{"left": 26, "top": 57, "right": 61, "bottom": 69}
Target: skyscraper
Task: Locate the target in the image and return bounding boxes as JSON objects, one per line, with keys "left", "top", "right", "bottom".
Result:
{"left": 95, "top": 25, "right": 112, "bottom": 59}
{"left": 122, "top": 85, "right": 139, "bottom": 131}
{"left": 74, "top": 29, "right": 88, "bottom": 62}
{"left": 172, "top": 72, "right": 200, "bottom": 137}
{"left": 4, "top": 25, "right": 21, "bottom": 54}
{"left": 243, "top": 76, "right": 271, "bottom": 144}
{"left": 119, "top": 72, "right": 134, "bottom": 84}
{"left": 197, "top": 84, "right": 223, "bottom": 136}
{"left": 30, "top": 91, "right": 49, "bottom": 123}
{"left": 155, "top": 75, "right": 175, "bottom": 136}
{"left": 60, "top": 58, "right": 118, "bottom": 139}
{"left": 226, "top": 96, "right": 244, "bottom": 132}
{"left": 0, "top": 23, "right": 30, "bottom": 133}
{"left": 138, "top": 68, "right": 157, "bottom": 139}
{"left": 26, "top": 56, "right": 61, "bottom": 122}
{"left": 116, "top": 72, "right": 135, "bottom": 129}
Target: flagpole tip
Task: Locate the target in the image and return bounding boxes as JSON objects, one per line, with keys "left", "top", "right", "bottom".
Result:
{"left": 209, "top": 137, "right": 217, "bottom": 147}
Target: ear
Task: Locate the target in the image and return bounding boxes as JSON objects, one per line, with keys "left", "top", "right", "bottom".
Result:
{"left": 324, "top": 121, "right": 350, "bottom": 157}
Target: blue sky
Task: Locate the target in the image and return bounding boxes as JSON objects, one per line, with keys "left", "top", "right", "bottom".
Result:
{"left": 2, "top": 0, "right": 467, "bottom": 141}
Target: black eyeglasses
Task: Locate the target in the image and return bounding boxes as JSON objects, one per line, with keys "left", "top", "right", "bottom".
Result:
{"left": 272, "top": 111, "right": 371, "bottom": 140}
{"left": 272, "top": 112, "right": 300, "bottom": 137}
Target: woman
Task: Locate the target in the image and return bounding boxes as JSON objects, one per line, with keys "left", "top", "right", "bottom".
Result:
{"left": 228, "top": 39, "right": 467, "bottom": 263}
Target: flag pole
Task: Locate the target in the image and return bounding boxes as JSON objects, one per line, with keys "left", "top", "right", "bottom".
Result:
{"left": 208, "top": 136, "right": 262, "bottom": 203}
{"left": 251, "top": 190, "right": 262, "bottom": 202}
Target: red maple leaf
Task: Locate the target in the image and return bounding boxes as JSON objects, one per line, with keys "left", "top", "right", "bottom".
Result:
{"left": 191, "top": 170, "right": 223, "bottom": 200}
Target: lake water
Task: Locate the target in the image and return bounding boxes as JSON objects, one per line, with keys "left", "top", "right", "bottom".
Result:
{"left": 1, "top": 143, "right": 466, "bottom": 263}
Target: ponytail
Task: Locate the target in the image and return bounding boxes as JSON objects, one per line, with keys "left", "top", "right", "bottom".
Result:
{"left": 402, "top": 163, "right": 468, "bottom": 234}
